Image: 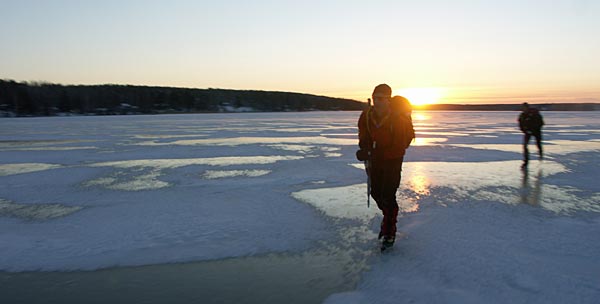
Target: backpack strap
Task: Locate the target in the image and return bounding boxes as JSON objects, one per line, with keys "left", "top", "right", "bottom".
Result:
{"left": 365, "top": 107, "right": 372, "bottom": 136}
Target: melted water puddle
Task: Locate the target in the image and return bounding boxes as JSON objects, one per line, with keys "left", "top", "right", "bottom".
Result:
{"left": 0, "top": 247, "right": 366, "bottom": 304}
{"left": 294, "top": 160, "right": 600, "bottom": 221}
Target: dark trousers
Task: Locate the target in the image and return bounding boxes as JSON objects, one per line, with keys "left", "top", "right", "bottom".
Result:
{"left": 370, "top": 157, "right": 404, "bottom": 239}
{"left": 523, "top": 131, "right": 543, "bottom": 164}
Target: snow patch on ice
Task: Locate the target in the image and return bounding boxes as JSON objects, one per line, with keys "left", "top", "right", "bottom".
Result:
{"left": 450, "top": 139, "right": 600, "bottom": 155}
{"left": 133, "top": 134, "right": 209, "bottom": 139}
{"left": 133, "top": 136, "right": 357, "bottom": 146}
{"left": 292, "top": 184, "right": 419, "bottom": 222}
{"left": 1, "top": 146, "right": 97, "bottom": 151}
{"left": 90, "top": 156, "right": 303, "bottom": 169}
{"left": 203, "top": 170, "right": 271, "bottom": 179}
{"left": 324, "top": 200, "right": 600, "bottom": 304}
{"left": 85, "top": 170, "right": 169, "bottom": 191}
{"left": 0, "top": 163, "right": 63, "bottom": 176}
{"left": 292, "top": 185, "right": 380, "bottom": 221}
{"left": 267, "top": 144, "right": 316, "bottom": 154}
{"left": 85, "top": 156, "right": 301, "bottom": 190}
{"left": 0, "top": 199, "right": 83, "bottom": 220}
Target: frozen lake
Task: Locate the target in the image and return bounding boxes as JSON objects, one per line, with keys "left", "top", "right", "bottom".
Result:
{"left": 1, "top": 111, "right": 599, "bottom": 303}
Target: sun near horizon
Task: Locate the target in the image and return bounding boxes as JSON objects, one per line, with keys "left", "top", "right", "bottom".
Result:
{"left": 394, "top": 87, "right": 445, "bottom": 108}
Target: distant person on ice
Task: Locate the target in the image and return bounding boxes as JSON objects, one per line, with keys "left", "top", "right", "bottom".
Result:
{"left": 356, "top": 84, "right": 415, "bottom": 250}
{"left": 518, "top": 102, "right": 544, "bottom": 168}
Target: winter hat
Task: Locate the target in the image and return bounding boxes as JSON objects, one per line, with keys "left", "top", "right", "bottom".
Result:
{"left": 372, "top": 84, "right": 392, "bottom": 97}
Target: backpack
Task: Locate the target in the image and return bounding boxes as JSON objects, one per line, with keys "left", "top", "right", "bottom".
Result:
{"left": 364, "top": 106, "right": 415, "bottom": 150}
{"left": 520, "top": 108, "right": 544, "bottom": 131}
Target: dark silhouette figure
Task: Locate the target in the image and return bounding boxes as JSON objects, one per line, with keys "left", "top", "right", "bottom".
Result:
{"left": 518, "top": 102, "right": 544, "bottom": 168}
{"left": 356, "top": 84, "right": 415, "bottom": 250}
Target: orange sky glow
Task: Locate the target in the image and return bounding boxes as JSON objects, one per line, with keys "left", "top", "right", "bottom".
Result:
{"left": 1, "top": 1, "right": 599, "bottom": 105}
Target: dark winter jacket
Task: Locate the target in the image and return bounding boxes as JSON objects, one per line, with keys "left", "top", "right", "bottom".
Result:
{"left": 358, "top": 107, "right": 415, "bottom": 161}
{"left": 518, "top": 108, "right": 544, "bottom": 134}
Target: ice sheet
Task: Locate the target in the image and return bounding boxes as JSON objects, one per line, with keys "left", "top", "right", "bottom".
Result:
{"left": 1, "top": 111, "right": 599, "bottom": 303}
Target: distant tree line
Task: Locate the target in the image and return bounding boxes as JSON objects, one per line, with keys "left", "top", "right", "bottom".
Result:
{"left": 0, "top": 80, "right": 365, "bottom": 117}
{"left": 2, "top": 80, "right": 597, "bottom": 117}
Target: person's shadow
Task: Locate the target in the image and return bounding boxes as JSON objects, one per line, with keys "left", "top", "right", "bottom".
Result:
{"left": 520, "top": 167, "right": 542, "bottom": 206}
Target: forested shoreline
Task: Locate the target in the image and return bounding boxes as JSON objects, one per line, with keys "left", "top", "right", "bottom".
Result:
{"left": 0, "top": 80, "right": 364, "bottom": 116}
{"left": 1, "top": 80, "right": 597, "bottom": 117}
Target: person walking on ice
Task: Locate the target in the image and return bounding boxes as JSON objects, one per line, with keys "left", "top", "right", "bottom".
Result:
{"left": 356, "top": 84, "right": 415, "bottom": 251}
{"left": 518, "top": 102, "right": 544, "bottom": 168}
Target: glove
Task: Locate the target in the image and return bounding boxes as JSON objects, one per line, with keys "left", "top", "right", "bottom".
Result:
{"left": 356, "top": 149, "right": 369, "bottom": 161}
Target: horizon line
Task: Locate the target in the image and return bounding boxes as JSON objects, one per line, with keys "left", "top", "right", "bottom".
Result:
{"left": 2, "top": 78, "right": 599, "bottom": 105}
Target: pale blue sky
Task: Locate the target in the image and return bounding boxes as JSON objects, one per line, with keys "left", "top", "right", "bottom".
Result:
{"left": 1, "top": 0, "right": 599, "bottom": 103}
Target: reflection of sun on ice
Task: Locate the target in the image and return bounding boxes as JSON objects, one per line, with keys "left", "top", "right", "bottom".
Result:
{"left": 405, "top": 163, "right": 431, "bottom": 198}
{"left": 394, "top": 87, "right": 444, "bottom": 106}
{"left": 413, "top": 137, "right": 429, "bottom": 146}
{"left": 411, "top": 137, "right": 448, "bottom": 146}
{"left": 398, "top": 174, "right": 428, "bottom": 213}
{"left": 397, "top": 163, "right": 432, "bottom": 213}
{"left": 412, "top": 112, "right": 430, "bottom": 121}
{"left": 408, "top": 174, "right": 430, "bottom": 197}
